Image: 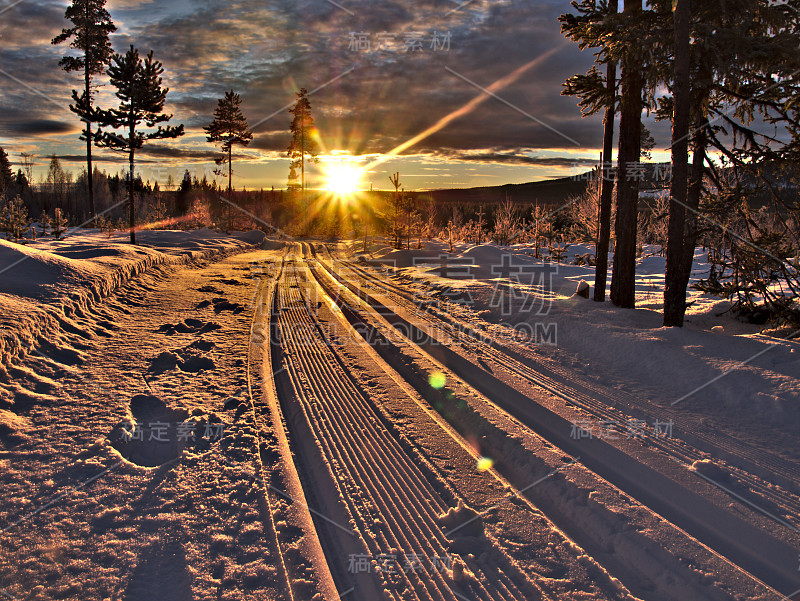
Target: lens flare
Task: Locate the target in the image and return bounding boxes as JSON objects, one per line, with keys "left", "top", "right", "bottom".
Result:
{"left": 429, "top": 372, "right": 447, "bottom": 389}
{"left": 323, "top": 161, "right": 363, "bottom": 195}
{"left": 477, "top": 457, "right": 494, "bottom": 471}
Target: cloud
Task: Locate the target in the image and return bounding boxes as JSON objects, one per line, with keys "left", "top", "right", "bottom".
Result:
{"left": 0, "top": 0, "right": 613, "bottom": 185}
{"left": 0, "top": 119, "right": 79, "bottom": 137}
{"left": 442, "top": 151, "right": 599, "bottom": 167}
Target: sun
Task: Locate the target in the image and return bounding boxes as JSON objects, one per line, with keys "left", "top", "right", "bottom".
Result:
{"left": 323, "top": 162, "right": 363, "bottom": 195}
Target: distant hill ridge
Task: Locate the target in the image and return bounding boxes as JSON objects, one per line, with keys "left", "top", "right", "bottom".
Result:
{"left": 425, "top": 174, "right": 591, "bottom": 207}
{"left": 424, "top": 161, "right": 799, "bottom": 206}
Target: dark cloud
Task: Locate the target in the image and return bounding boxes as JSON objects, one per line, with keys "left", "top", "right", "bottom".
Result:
{"left": 443, "top": 152, "right": 599, "bottom": 167}
{"left": 136, "top": 146, "right": 224, "bottom": 161}
{"left": 53, "top": 154, "right": 133, "bottom": 163}
{"left": 0, "top": 119, "right": 79, "bottom": 137}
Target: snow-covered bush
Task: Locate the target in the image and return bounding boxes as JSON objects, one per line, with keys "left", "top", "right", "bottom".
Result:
{"left": 52, "top": 208, "right": 68, "bottom": 239}
{"left": 40, "top": 212, "right": 51, "bottom": 237}
{"left": 491, "top": 199, "right": 522, "bottom": 246}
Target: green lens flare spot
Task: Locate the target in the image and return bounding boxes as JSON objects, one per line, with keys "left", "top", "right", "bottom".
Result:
{"left": 477, "top": 457, "right": 494, "bottom": 471}
{"left": 429, "top": 372, "right": 446, "bottom": 389}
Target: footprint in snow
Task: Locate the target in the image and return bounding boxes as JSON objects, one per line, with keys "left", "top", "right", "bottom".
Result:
{"left": 156, "top": 319, "right": 221, "bottom": 336}
{"left": 123, "top": 538, "right": 192, "bottom": 601}
{"left": 148, "top": 350, "right": 216, "bottom": 374}
{"left": 196, "top": 285, "right": 222, "bottom": 294}
{"left": 210, "top": 297, "right": 245, "bottom": 315}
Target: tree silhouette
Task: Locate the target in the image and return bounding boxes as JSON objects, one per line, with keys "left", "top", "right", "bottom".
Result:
{"left": 91, "top": 46, "right": 184, "bottom": 244}
{"left": 609, "top": 0, "right": 646, "bottom": 309}
{"left": 287, "top": 88, "right": 319, "bottom": 197}
{"left": 0, "top": 147, "right": 12, "bottom": 197}
{"left": 561, "top": 0, "right": 619, "bottom": 303}
{"left": 663, "top": 0, "right": 692, "bottom": 327}
{"left": 52, "top": 0, "right": 116, "bottom": 225}
{"left": 205, "top": 90, "right": 253, "bottom": 230}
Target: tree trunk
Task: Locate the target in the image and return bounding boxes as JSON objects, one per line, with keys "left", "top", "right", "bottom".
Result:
{"left": 300, "top": 120, "right": 305, "bottom": 203}
{"left": 84, "top": 1, "right": 95, "bottom": 228}
{"left": 610, "top": 0, "right": 644, "bottom": 309}
{"left": 676, "top": 117, "right": 708, "bottom": 308}
{"left": 228, "top": 145, "right": 233, "bottom": 231}
{"left": 85, "top": 80, "right": 95, "bottom": 225}
{"left": 593, "top": 0, "right": 619, "bottom": 302}
{"left": 664, "top": 0, "right": 692, "bottom": 326}
{"left": 129, "top": 147, "right": 136, "bottom": 245}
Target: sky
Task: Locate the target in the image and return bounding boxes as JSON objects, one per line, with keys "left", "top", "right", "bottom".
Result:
{"left": 0, "top": 0, "right": 674, "bottom": 191}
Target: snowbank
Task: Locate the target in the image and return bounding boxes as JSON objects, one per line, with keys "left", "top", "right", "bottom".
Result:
{"left": 0, "top": 229, "right": 266, "bottom": 373}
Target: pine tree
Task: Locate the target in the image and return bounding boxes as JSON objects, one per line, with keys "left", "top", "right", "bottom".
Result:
{"left": 205, "top": 90, "right": 253, "bottom": 231}
{"left": 52, "top": 208, "right": 68, "bottom": 239}
{"left": 663, "top": 0, "right": 692, "bottom": 326}
{"left": 609, "top": 0, "right": 646, "bottom": 308}
{"left": 0, "top": 196, "right": 30, "bottom": 242}
{"left": 287, "top": 88, "right": 319, "bottom": 198}
{"left": 41, "top": 212, "right": 51, "bottom": 237}
{"left": 561, "top": 0, "right": 619, "bottom": 302}
{"left": 52, "top": 0, "right": 116, "bottom": 225}
{"left": 92, "top": 46, "right": 184, "bottom": 244}
{"left": 656, "top": 0, "right": 800, "bottom": 326}
{"left": 0, "top": 147, "right": 12, "bottom": 198}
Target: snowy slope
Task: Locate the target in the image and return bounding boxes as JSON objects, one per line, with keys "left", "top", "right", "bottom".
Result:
{"left": 0, "top": 229, "right": 265, "bottom": 376}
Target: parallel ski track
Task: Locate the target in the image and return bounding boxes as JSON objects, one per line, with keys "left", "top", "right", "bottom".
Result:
{"left": 315, "top": 245, "right": 800, "bottom": 528}
{"left": 245, "top": 252, "right": 299, "bottom": 601}
{"left": 302, "top": 243, "right": 800, "bottom": 597}
{"left": 274, "top": 253, "right": 539, "bottom": 601}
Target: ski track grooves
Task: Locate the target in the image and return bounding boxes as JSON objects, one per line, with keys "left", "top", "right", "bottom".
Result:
{"left": 306, "top": 243, "right": 800, "bottom": 597}
{"left": 342, "top": 253, "right": 800, "bottom": 510}
{"left": 272, "top": 250, "right": 537, "bottom": 601}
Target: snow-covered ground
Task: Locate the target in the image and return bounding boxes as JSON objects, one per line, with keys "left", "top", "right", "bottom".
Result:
{"left": 0, "top": 228, "right": 264, "bottom": 379}
{"left": 351, "top": 238, "right": 800, "bottom": 463}
{"left": 1, "top": 230, "right": 798, "bottom": 601}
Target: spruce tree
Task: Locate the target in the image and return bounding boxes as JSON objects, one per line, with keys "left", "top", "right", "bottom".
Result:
{"left": 609, "top": 0, "right": 646, "bottom": 308}
{"left": 92, "top": 46, "right": 184, "bottom": 244}
{"left": 0, "top": 147, "right": 12, "bottom": 197}
{"left": 0, "top": 196, "right": 30, "bottom": 242}
{"left": 561, "top": 0, "right": 619, "bottom": 302}
{"left": 287, "top": 88, "right": 319, "bottom": 198}
{"left": 52, "top": 0, "right": 116, "bottom": 225}
{"left": 205, "top": 90, "right": 253, "bottom": 230}
{"left": 663, "top": 0, "right": 692, "bottom": 326}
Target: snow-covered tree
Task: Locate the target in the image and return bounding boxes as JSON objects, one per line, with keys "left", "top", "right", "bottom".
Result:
{"left": 52, "top": 208, "right": 68, "bottom": 239}
{"left": 491, "top": 198, "right": 522, "bottom": 246}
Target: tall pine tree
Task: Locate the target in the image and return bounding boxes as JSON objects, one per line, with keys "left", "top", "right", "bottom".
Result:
{"left": 52, "top": 0, "right": 116, "bottom": 225}
{"left": 561, "top": 0, "right": 620, "bottom": 302}
{"left": 91, "top": 46, "right": 184, "bottom": 244}
{"left": 610, "top": 0, "right": 646, "bottom": 309}
{"left": 287, "top": 88, "right": 319, "bottom": 197}
{"left": 663, "top": 0, "right": 692, "bottom": 326}
{"left": 205, "top": 90, "right": 253, "bottom": 230}
{"left": 657, "top": 0, "right": 800, "bottom": 326}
